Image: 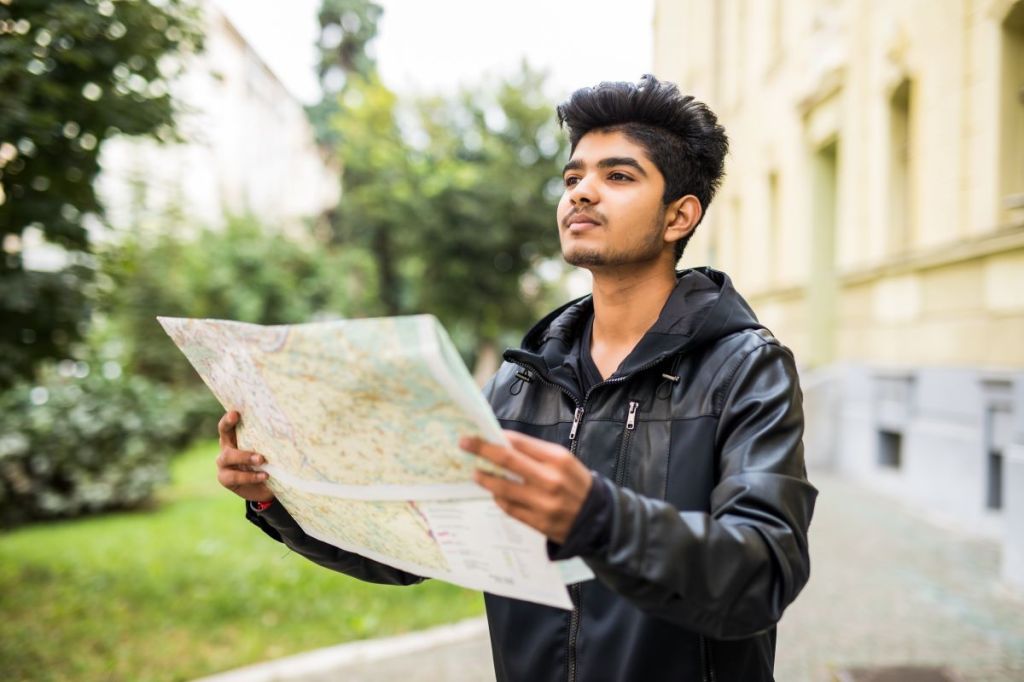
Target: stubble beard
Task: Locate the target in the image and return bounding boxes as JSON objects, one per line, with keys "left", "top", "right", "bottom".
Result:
{"left": 562, "top": 209, "right": 666, "bottom": 269}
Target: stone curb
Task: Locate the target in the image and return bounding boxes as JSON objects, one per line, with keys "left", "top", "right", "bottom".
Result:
{"left": 191, "top": 616, "right": 489, "bottom": 682}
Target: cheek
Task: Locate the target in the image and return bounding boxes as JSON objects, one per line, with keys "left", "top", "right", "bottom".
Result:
{"left": 556, "top": 194, "right": 572, "bottom": 223}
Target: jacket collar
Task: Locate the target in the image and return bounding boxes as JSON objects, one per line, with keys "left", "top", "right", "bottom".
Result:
{"left": 504, "top": 267, "right": 761, "bottom": 391}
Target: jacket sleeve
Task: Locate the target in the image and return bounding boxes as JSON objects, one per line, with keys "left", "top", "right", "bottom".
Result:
{"left": 240, "top": 374, "right": 510, "bottom": 586}
{"left": 580, "top": 341, "right": 817, "bottom": 639}
{"left": 245, "top": 502, "right": 425, "bottom": 586}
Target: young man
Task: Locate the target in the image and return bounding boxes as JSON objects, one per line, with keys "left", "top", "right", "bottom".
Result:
{"left": 217, "top": 75, "right": 817, "bottom": 681}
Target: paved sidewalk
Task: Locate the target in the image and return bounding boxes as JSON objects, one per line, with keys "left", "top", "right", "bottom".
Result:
{"left": 197, "top": 474, "right": 1024, "bottom": 681}
{"left": 193, "top": 618, "right": 495, "bottom": 682}
{"left": 776, "top": 474, "right": 1024, "bottom": 681}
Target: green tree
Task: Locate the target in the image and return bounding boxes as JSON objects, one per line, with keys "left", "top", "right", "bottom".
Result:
{"left": 306, "top": 0, "right": 383, "bottom": 148}
{"left": 307, "top": 0, "right": 407, "bottom": 313}
{"left": 412, "top": 66, "right": 568, "bottom": 363}
{"left": 329, "top": 74, "right": 416, "bottom": 315}
{"left": 0, "top": 0, "right": 202, "bottom": 389}
{"left": 95, "top": 215, "right": 377, "bottom": 385}
{"left": 328, "top": 65, "right": 568, "bottom": 351}
{"left": 307, "top": 2, "right": 569, "bottom": 368}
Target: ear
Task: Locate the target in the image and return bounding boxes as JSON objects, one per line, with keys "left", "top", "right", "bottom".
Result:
{"left": 663, "top": 195, "right": 703, "bottom": 246}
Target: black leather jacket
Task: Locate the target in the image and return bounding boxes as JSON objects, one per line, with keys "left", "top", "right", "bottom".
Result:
{"left": 247, "top": 268, "right": 817, "bottom": 682}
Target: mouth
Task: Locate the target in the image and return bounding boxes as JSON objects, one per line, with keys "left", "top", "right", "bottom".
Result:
{"left": 564, "top": 213, "right": 601, "bottom": 233}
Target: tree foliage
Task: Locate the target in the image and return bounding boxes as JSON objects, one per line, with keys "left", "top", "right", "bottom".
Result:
{"left": 306, "top": 0, "right": 382, "bottom": 148}
{"left": 326, "top": 65, "right": 568, "bottom": 353}
{"left": 0, "top": 359, "right": 185, "bottom": 527}
{"left": 0, "top": 0, "right": 202, "bottom": 389}
{"left": 308, "top": 3, "right": 568, "bottom": 359}
{"left": 412, "top": 67, "right": 568, "bottom": 346}
{"left": 95, "top": 215, "right": 378, "bottom": 385}
{"left": 328, "top": 74, "right": 417, "bottom": 315}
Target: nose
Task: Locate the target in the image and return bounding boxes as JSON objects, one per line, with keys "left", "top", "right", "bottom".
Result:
{"left": 567, "top": 174, "right": 598, "bottom": 206}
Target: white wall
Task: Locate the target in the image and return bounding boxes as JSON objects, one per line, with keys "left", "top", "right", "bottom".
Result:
{"left": 95, "top": 1, "right": 339, "bottom": 240}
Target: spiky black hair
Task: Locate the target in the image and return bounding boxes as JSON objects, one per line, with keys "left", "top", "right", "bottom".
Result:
{"left": 557, "top": 75, "right": 729, "bottom": 260}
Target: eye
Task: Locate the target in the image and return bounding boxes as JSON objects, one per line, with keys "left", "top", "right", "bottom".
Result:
{"left": 608, "top": 171, "right": 632, "bottom": 182}
{"left": 564, "top": 175, "right": 580, "bottom": 188}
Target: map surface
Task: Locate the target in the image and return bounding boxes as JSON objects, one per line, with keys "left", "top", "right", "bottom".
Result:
{"left": 159, "top": 314, "right": 579, "bottom": 608}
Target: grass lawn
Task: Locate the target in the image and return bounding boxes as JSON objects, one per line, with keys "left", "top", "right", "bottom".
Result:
{"left": 0, "top": 441, "right": 486, "bottom": 681}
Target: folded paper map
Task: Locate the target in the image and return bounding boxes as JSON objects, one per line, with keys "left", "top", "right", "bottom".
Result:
{"left": 158, "top": 314, "right": 589, "bottom": 609}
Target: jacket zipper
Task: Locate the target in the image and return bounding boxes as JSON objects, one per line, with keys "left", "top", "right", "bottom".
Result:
{"left": 613, "top": 400, "right": 639, "bottom": 486}
{"left": 569, "top": 406, "right": 584, "bottom": 441}
{"left": 700, "top": 635, "right": 717, "bottom": 682}
{"left": 567, "top": 583, "right": 581, "bottom": 682}
{"left": 507, "top": 358, "right": 670, "bottom": 682}
{"left": 567, "top": 405, "right": 583, "bottom": 682}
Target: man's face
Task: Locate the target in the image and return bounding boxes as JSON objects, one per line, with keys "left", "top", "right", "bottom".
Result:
{"left": 556, "top": 129, "right": 669, "bottom": 269}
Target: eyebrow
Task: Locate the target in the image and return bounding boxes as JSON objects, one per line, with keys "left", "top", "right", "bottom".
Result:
{"left": 562, "top": 156, "right": 649, "bottom": 177}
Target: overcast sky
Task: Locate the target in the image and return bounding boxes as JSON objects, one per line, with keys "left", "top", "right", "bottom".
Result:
{"left": 213, "top": 0, "right": 654, "bottom": 104}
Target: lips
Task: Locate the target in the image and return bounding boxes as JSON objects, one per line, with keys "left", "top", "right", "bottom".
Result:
{"left": 565, "top": 213, "right": 601, "bottom": 231}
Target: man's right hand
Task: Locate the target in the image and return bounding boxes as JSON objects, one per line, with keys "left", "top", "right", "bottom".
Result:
{"left": 216, "top": 411, "right": 274, "bottom": 502}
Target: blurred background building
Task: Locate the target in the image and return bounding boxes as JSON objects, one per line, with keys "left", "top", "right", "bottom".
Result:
{"left": 95, "top": 0, "right": 338, "bottom": 240}
{"left": 654, "top": 0, "right": 1024, "bottom": 590}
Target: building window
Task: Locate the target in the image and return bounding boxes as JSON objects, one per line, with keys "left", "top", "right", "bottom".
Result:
{"left": 1000, "top": 4, "right": 1024, "bottom": 223}
{"left": 808, "top": 140, "right": 839, "bottom": 366}
{"left": 988, "top": 448, "right": 1004, "bottom": 510}
{"left": 874, "top": 372, "right": 913, "bottom": 471}
{"left": 707, "top": 228, "right": 719, "bottom": 268}
{"left": 888, "top": 78, "right": 913, "bottom": 255}
{"left": 985, "top": 404, "right": 1011, "bottom": 511}
{"left": 981, "top": 376, "right": 1012, "bottom": 512}
{"left": 878, "top": 430, "right": 903, "bottom": 469}
{"left": 726, "top": 196, "right": 742, "bottom": 273}
{"left": 769, "top": 0, "right": 783, "bottom": 65}
{"left": 718, "top": 0, "right": 747, "bottom": 108}
{"left": 767, "top": 171, "right": 780, "bottom": 284}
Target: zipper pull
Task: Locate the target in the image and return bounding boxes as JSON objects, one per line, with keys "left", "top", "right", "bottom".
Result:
{"left": 569, "top": 406, "right": 584, "bottom": 440}
{"left": 626, "top": 400, "right": 639, "bottom": 430}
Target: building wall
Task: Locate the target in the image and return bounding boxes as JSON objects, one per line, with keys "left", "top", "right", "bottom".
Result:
{"left": 654, "top": 0, "right": 1024, "bottom": 590}
{"left": 656, "top": 0, "right": 1024, "bottom": 368}
{"left": 96, "top": 1, "right": 339, "bottom": 239}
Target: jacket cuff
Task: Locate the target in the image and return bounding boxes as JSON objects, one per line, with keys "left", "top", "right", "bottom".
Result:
{"left": 244, "top": 498, "right": 299, "bottom": 543}
{"left": 547, "top": 472, "right": 614, "bottom": 560}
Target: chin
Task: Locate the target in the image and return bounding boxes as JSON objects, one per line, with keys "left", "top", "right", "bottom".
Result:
{"left": 562, "top": 248, "right": 607, "bottom": 268}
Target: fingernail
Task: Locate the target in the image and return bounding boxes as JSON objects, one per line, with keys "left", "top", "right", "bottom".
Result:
{"left": 250, "top": 455, "right": 261, "bottom": 464}
{"left": 459, "top": 436, "right": 471, "bottom": 449}
{"left": 259, "top": 472, "right": 268, "bottom": 480}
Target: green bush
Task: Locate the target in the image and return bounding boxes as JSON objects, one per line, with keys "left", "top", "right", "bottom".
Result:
{"left": 0, "top": 217, "right": 376, "bottom": 527}
{"left": 166, "top": 383, "right": 223, "bottom": 451}
{"left": 94, "top": 214, "right": 379, "bottom": 386}
{"left": 0, "top": 360, "right": 193, "bottom": 527}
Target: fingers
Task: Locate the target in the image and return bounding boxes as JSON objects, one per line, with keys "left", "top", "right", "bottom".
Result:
{"left": 489, "top": 493, "right": 545, "bottom": 530}
{"left": 504, "top": 430, "right": 567, "bottom": 463}
{"left": 217, "top": 466, "right": 269, "bottom": 489}
{"left": 460, "top": 435, "right": 547, "bottom": 484}
{"left": 218, "top": 411, "right": 240, "bottom": 449}
{"left": 216, "top": 445, "right": 264, "bottom": 469}
{"left": 474, "top": 469, "right": 536, "bottom": 506}
{"left": 215, "top": 412, "right": 271, "bottom": 499}
{"left": 481, "top": 473, "right": 573, "bottom": 542}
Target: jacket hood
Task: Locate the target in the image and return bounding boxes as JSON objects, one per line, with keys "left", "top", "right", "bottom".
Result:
{"left": 506, "top": 267, "right": 762, "bottom": 384}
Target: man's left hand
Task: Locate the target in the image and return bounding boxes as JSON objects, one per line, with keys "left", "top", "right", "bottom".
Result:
{"left": 460, "top": 430, "right": 593, "bottom": 544}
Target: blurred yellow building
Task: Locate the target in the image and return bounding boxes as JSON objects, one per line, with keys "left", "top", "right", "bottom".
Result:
{"left": 654, "top": 0, "right": 1024, "bottom": 588}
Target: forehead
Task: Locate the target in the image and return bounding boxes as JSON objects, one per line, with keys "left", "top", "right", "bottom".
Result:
{"left": 568, "top": 129, "right": 656, "bottom": 168}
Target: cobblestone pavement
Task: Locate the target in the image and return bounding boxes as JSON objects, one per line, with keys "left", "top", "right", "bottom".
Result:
{"left": 210, "top": 474, "right": 1024, "bottom": 681}
{"left": 776, "top": 473, "right": 1024, "bottom": 682}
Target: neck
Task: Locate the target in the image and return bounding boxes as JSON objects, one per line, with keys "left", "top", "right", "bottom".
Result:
{"left": 588, "top": 261, "right": 677, "bottom": 350}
